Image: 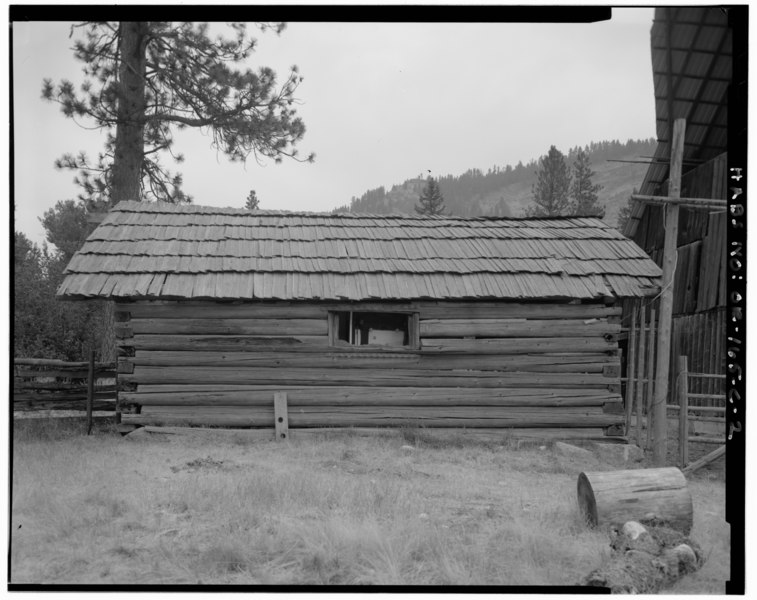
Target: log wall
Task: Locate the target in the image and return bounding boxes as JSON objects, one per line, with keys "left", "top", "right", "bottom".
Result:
{"left": 115, "top": 300, "right": 624, "bottom": 436}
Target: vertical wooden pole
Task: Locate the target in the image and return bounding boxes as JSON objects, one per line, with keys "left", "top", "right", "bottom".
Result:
{"left": 624, "top": 303, "right": 638, "bottom": 437}
{"left": 678, "top": 355, "right": 689, "bottom": 468}
{"left": 653, "top": 118, "right": 685, "bottom": 465}
{"left": 635, "top": 303, "right": 646, "bottom": 447}
{"left": 86, "top": 349, "right": 95, "bottom": 435}
{"left": 645, "top": 308, "right": 657, "bottom": 450}
{"left": 274, "top": 392, "right": 289, "bottom": 441}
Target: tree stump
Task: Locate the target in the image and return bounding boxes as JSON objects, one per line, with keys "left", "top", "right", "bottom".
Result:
{"left": 577, "top": 467, "right": 693, "bottom": 534}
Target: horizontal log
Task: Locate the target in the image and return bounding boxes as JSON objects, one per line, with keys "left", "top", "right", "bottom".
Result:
{"left": 130, "top": 318, "right": 328, "bottom": 336}
{"left": 129, "top": 405, "right": 622, "bottom": 429}
{"left": 116, "top": 302, "right": 325, "bottom": 320}
{"left": 129, "top": 350, "right": 618, "bottom": 373}
{"left": 420, "top": 337, "right": 617, "bottom": 354}
{"left": 14, "top": 394, "right": 115, "bottom": 405}
{"left": 124, "top": 334, "right": 330, "bottom": 351}
{"left": 421, "top": 318, "right": 620, "bottom": 339}
{"left": 123, "top": 386, "right": 621, "bottom": 407}
{"left": 134, "top": 425, "right": 617, "bottom": 442}
{"left": 122, "top": 366, "right": 616, "bottom": 389}
{"left": 420, "top": 303, "right": 620, "bottom": 320}
{"left": 116, "top": 301, "right": 621, "bottom": 321}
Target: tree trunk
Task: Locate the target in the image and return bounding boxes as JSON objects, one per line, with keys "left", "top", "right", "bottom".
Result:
{"left": 111, "top": 21, "right": 148, "bottom": 205}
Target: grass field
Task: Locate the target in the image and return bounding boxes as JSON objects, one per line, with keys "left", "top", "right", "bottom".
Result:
{"left": 10, "top": 418, "right": 729, "bottom": 589}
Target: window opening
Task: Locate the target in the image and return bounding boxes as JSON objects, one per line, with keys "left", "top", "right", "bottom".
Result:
{"left": 331, "top": 311, "right": 414, "bottom": 347}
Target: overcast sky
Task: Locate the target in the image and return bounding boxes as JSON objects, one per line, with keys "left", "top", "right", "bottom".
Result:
{"left": 12, "top": 9, "right": 657, "bottom": 247}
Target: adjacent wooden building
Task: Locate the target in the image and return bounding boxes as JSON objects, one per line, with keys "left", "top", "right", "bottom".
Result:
{"left": 59, "top": 201, "right": 661, "bottom": 438}
{"left": 622, "top": 7, "right": 731, "bottom": 396}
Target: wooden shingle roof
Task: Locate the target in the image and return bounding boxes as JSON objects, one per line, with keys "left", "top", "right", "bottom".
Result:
{"left": 58, "top": 201, "right": 661, "bottom": 301}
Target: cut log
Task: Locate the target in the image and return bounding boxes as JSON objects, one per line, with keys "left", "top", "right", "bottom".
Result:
{"left": 577, "top": 467, "right": 693, "bottom": 534}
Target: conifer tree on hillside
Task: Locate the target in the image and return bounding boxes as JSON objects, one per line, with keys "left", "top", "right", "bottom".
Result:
{"left": 616, "top": 187, "right": 638, "bottom": 232}
{"left": 415, "top": 176, "right": 446, "bottom": 216}
{"left": 42, "top": 21, "right": 313, "bottom": 207}
{"left": 245, "top": 190, "right": 260, "bottom": 210}
{"left": 570, "top": 148, "right": 604, "bottom": 217}
{"left": 526, "top": 146, "right": 572, "bottom": 217}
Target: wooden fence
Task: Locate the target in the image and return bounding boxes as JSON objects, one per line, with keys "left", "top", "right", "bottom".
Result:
{"left": 622, "top": 302, "right": 658, "bottom": 448}
{"left": 668, "top": 355, "right": 725, "bottom": 468}
{"left": 13, "top": 357, "right": 117, "bottom": 413}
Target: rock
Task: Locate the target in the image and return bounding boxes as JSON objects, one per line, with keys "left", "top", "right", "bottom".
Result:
{"left": 622, "top": 521, "right": 648, "bottom": 540}
{"left": 124, "top": 427, "right": 149, "bottom": 440}
{"left": 553, "top": 441, "right": 594, "bottom": 459}
{"left": 592, "top": 442, "right": 645, "bottom": 464}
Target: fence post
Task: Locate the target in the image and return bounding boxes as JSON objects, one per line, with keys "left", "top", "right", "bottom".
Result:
{"left": 678, "top": 355, "right": 689, "bottom": 468}
{"left": 645, "top": 308, "right": 657, "bottom": 450}
{"left": 86, "top": 349, "right": 95, "bottom": 435}
{"left": 635, "top": 303, "right": 647, "bottom": 448}
{"left": 624, "top": 302, "right": 637, "bottom": 437}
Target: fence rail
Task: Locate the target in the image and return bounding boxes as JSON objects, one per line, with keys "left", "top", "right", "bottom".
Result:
{"left": 13, "top": 357, "right": 117, "bottom": 413}
{"left": 668, "top": 355, "right": 725, "bottom": 468}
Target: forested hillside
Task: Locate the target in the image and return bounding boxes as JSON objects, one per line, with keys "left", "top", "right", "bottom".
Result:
{"left": 336, "top": 138, "right": 655, "bottom": 228}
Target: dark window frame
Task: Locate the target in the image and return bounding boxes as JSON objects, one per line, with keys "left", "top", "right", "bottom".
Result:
{"left": 327, "top": 309, "right": 420, "bottom": 350}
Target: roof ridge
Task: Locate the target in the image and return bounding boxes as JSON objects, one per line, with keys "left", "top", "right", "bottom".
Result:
{"left": 111, "top": 201, "right": 609, "bottom": 223}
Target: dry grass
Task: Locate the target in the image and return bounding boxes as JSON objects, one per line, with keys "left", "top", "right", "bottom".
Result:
{"left": 10, "top": 418, "right": 729, "bottom": 589}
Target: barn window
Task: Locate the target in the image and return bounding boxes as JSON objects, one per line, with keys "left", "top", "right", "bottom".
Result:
{"left": 329, "top": 311, "right": 418, "bottom": 348}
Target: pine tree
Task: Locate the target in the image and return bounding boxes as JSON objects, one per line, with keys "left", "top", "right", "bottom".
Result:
{"left": 42, "top": 22, "right": 313, "bottom": 206}
{"left": 570, "top": 148, "right": 604, "bottom": 217}
{"left": 616, "top": 187, "right": 638, "bottom": 232}
{"left": 245, "top": 190, "right": 260, "bottom": 210}
{"left": 415, "top": 176, "right": 446, "bottom": 216}
{"left": 526, "top": 146, "right": 572, "bottom": 217}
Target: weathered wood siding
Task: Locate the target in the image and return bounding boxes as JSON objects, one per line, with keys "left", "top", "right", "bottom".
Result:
{"left": 116, "top": 300, "right": 623, "bottom": 434}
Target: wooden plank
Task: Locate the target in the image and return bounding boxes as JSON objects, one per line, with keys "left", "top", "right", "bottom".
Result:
{"left": 682, "top": 445, "right": 725, "bottom": 475}
{"left": 130, "top": 318, "right": 328, "bottom": 336}
{"left": 420, "top": 318, "right": 619, "bottom": 339}
{"left": 122, "top": 366, "right": 616, "bottom": 389}
{"left": 14, "top": 358, "right": 116, "bottom": 370}
{"left": 14, "top": 369, "right": 117, "bottom": 380}
{"left": 274, "top": 392, "right": 289, "bottom": 440}
{"left": 124, "top": 386, "right": 621, "bottom": 407}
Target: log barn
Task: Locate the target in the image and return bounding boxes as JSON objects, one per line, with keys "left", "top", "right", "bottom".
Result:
{"left": 58, "top": 200, "right": 661, "bottom": 439}
{"left": 622, "top": 6, "right": 731, "bottom": 400}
